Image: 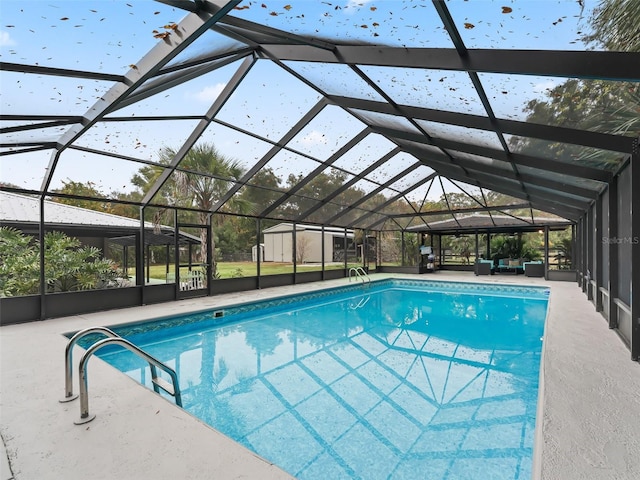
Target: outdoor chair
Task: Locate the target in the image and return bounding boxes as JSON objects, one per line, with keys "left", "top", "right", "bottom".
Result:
{"left": 474, "top": 259, "right": 494, "bottom": 275}
{"left": 523, "top": 261, "right": 545, "bottom": 277}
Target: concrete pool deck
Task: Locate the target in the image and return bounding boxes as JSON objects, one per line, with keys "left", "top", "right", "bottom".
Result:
{"left": 1, "top": 272, "right": 639, "bottom": 480}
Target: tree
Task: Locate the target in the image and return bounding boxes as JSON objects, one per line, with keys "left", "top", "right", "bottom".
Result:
{"left": 295, "top": 234, "right": 311, "bottom": 264}
{"left": 442, "top": 192, "right": 477, "bottom": 210}
{"left": 557, "top": 237, "right": 573, "bottom": 269}
{"left": 106, "top": 191, "right": 143, "bottom": 219}
{"left": 404, "top": 232, "right": 420, "bottom": 266}
{"left": 275, "top": 169, "right": 380, "bottom": 226}
{"left": 450, "top": 235, "right": 474, "bottom": 264}
{"left": 380, "top": 231, "right": 402, "bottom": 265}
{"left": 177, "top": 144, "right": 251, "bottom": 270}
{"left": 51, "top": 179, "right": 114, "bottom": 211}
{"left": 549, "top": 227, "right": 573, "bottom": 269}
{"left": 510, "top": 0, "right": 640, "bottom": 167}
{"left": 149, "top": 143, "right": 254, "bottom": 276}
{"left": 582, "top": 0, "right": 640, "bottom": 52}
{"left": 506, "top": 0, "right": 640, "bottom": 175}
{"left": 240, "top": 167, "right": 283, "bottom": 210}
{"left": 234, "top": 167, "right": 284, "bottom": 255}
{"left": 509, "top": 81, "right": 638, "bottom": 170}
{"left": 512, "top": 79, "right": 639, "bottom": 161}
{"left": 491, "top": 234, "right": 541, "bottom": 262}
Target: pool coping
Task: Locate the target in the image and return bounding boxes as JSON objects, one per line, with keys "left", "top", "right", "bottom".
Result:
{"left": 2, "top": 272, "right": 639, "bottom": 479}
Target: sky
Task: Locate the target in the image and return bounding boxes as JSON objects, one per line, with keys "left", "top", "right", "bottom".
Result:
{"left": 0, "top": 0, "right": 600, "bottom": 205}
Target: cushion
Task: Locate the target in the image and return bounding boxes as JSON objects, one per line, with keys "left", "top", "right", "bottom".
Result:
{"left": 509, "top": 259, "right": 520, "bottom": 267}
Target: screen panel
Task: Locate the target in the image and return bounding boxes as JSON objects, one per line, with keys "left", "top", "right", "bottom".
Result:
{"left": 216, "top": 60, "right": 322, "bottom": 141}
{"left": 361, "top": 66, "right": 487, "bottom": 116}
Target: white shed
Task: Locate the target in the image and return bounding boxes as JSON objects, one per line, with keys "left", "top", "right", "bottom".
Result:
{"left": 262, "top": 223, "right": 354, "bottom": 263}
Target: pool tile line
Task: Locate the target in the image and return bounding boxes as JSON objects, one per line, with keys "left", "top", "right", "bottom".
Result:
{"left": 96, "top": 279, "right": 550, "bottom": 340}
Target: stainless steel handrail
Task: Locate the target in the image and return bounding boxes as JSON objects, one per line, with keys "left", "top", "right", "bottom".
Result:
{"left": 349, "top": 267, "right": 371, "bottom": 284}
{"left": 75, "top": 337, "right": 183, "bottom": 425}
{"left": 60, "top": 326, "right": 119, "bottom": 403}
{"left": 356, "top": 267, "right": 370, "bottom": 284}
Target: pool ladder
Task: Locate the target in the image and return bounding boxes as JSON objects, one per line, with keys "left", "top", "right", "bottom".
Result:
{"left": 60, "top": 326, "right": 183, "bottom": 425}
{"left": 348, "top": 267, "right": 371, "bottom": 285}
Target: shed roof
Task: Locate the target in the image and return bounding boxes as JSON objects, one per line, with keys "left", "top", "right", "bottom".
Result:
{"left": 262, "top": 222, "right": 354, "bottom": 235}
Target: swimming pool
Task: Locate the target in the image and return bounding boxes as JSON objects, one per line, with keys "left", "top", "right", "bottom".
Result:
{"left": 93, "top": 279, "right": 549, "bottom": 480}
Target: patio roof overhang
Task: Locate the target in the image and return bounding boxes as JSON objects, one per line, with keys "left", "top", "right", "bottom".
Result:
{"left": 407, "top": 214, "right": 572, "bottom": 236}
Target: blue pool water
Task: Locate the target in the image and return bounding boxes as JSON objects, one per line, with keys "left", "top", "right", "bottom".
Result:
{"left": 94, "top": 279, "right": 549, "bottom": 480}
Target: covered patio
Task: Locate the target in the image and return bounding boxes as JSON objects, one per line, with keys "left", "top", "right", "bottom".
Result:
{"left": 407, "top": 213, "right": 574, "bottom": 279}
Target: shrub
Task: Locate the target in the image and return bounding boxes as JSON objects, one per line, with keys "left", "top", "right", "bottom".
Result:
{"left": 491, "top": 235, "right": 542, "bottom": 262}
{"left": 0, "top": 227, "right": 125, "bottom": 297}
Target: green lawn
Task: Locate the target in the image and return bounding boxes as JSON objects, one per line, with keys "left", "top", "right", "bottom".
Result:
{"left": 139, "top": 261, "right": 356, "bottom": 281}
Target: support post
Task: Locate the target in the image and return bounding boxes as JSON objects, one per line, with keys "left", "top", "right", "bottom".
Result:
{"left": 587, "top": 207, "right": 594, "bottom": 301}
{"left": 146, "top": 244, "right": 150, "bottom": 284}
{"left": 207, "top": 213, "right": 213, "bottom": 296}
{"left": 608, "top": 175, "right": 619, "bottom": 329}
{"left": 595, "top": 194, "right": 603, "bottom": 311}
{"left": 575, "top": 220, "right": 582, "bottom": 287}
{"left": 321, "top": 225, "right": 326, "bottom": 281}
{"left": 174, "top": 209, "right": 179, "bottom": 300}
{"left": 474, "top": 232, "right": 479, "bottom": 260}
{"left": 376, "top": 231, "right": 381, "bottom": 271}
{"left": 39, "top": 196, "right": 46, "bottom": 320}
{"left": 544, "top": 226, "right": 549, "bottom": 280}
{"left": 571, "top": 223, "right": 576, "bottom": 283}
{"left": 630, "top": 138, "right": 639, "bottom": 361}
{"left": 486, "top": 232, "right": 491, "bottom": 259}
{"left": 343, "top": 228, "right": 348, "bottom": 274}
{"left": 165, "top": 244, "right": 170, "bottom": 278}
{"left": 256, "top": 219, "right": 261, "bottom": 289}
{"left": 138, "top": 207, "right": 145, "bottom": 305}
{"left": 292, "top": 222, "right": 297, "bottom": 284}
{"left": 582, "top": 216, "right": 588, "bottom": 292}
{"left": 363, "top": 230, "right": 368, "bottom": 271}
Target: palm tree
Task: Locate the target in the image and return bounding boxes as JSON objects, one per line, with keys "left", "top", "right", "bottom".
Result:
{"left": 161, "top": 143, "right": 255, "bottom": 276}
{"left": 134, "top": 143, "right": 254, "bottom": 277}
